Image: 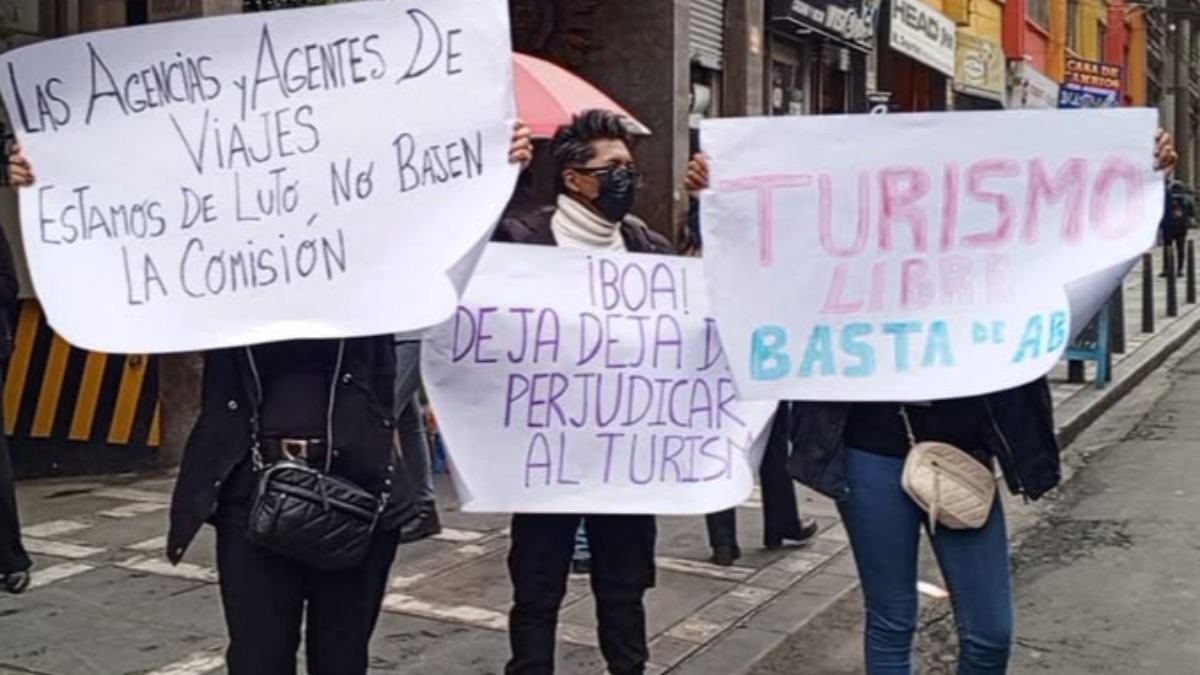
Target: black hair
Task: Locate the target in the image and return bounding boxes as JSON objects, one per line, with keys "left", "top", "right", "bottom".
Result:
{"left": 550, "top": 109, "right": 633, "bottom": 194}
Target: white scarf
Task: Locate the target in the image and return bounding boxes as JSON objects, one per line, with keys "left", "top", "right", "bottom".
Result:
{"left": 551, "top": 195, "right": 626, "bottom": 252}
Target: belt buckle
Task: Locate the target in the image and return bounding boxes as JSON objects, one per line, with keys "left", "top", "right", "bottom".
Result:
{"left": 281, "top": 439, "right": 309, "bottom": 462}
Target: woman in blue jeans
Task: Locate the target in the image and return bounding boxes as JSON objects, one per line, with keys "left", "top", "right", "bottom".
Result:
{"left": 686, "top": 129, "right": 1178, "bottom": 674}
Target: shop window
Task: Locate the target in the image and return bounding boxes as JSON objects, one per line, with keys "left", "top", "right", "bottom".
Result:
{"left": 770, "top": 60, "right": 806, "bottom": 116}
{"left": 1027, "top": 0, "right": 1050, "bottom": 31}
{"left": 1067, "top": 0, "right": 1079, "bottom": 52}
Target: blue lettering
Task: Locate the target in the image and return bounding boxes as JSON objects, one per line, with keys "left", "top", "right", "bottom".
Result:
{"left": 841, "top": 322, "right": 876, "bottom": 377}
{"left": 1013, "top": 315, "right": 1044, "bottom": 362}
{"left": 750, "top": 325, "right": 791, "bottom": 380}
{"left": 800, "top": 325, "right": 836, "bottom": 377}
{"left": 882, "top": 321, "right": 921, "bottom": 372}
{"left": 1047, "top": 311, "right": 1067, "bottom": 352}
{"left": 922, "top": 320, "right": 955, "bottom": 368}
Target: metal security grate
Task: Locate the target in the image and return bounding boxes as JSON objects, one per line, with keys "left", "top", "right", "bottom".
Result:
{"left": 690, "top": 0, "right": 726, "bottom": 70}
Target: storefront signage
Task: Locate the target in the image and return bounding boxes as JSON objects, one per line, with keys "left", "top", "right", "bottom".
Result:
{"left": 1007, "top": 61, "right": 1060, "bottom": 109}
{"left": 954, "top": 32, "right": 1004, "bottom": 101}
{"left": 889, "top": 0, "right": 955, "bottom": 77}
{"left": 769, "top": 0, "right": 878, "bottom": 51}
{"left": 1058, "top": 58, "right": 1122, "bottom": 108}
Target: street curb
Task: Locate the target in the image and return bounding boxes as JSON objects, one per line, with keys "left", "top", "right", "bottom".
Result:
{"left": 1056, "top": 302, "right": 1200, "bottom": 448}
{"left": 677, "top": 304, "right": 1200, "bottom": 675}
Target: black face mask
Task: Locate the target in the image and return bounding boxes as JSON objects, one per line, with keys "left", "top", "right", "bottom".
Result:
{"left": 592, "top": 167, "right": 637, "bottom": 223}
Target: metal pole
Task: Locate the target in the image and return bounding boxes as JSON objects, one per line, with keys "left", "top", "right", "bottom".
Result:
{"left": 1112, "top": 286, "right": 1127, "bottom": 352}
{"left": 1188, "top": 239, "right": 1197, "bottom": 304}
{"left": 1175, "top": 17, "right": 1191, "bottom": 184}
{"left": 1167, "top": 245, "right": 1180, "bottom": 317}
{"left": 1143, "top": 252, "right": 1156, "bottom": 332}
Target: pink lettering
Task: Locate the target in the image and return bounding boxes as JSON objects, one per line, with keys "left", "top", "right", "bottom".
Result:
{"left": 1090, "top": 157, "right": 1143, "bottom": 240}
{"left": 718, "top": 174, "right": 813, "bottom": 266}
{"left": 822, "top": 263, "right": 864, "bottom": 314}
{"left": 964, "top": 159, "right": 1021, "bottom": 248}
{"left": 1024, "top": 158, "right": 1086, "bottom": 244}
{"left": 868, "top": 260, "right": 887, "bottom": 312}
{"left": 819, "top": 172, "right": 869, "bottom": 257}
{"left": 900, "top": 258, "right": 934, "bottom": 309}
{"left": 879, "top": 167, "right": 931, "bottom": 252}
{"left": 939, "top": 255, "right": 973, "bottom": 305}
{"left": 985, "top": 253, "right": 1015, "bottom": 303}
{"left": 940, "top": 163, "right": 959, "bottom": 251}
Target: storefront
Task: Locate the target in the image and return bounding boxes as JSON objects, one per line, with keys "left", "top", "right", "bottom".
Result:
{"left": 1006, "top": 60, "right": 1060, "bottom": 109}
{"left": 690, "top": 0, "right": 726, "bottom": 122}
{"left": 878, "top": 0, "right": 956, "bottom": 112}
{"left": 1058, "top": 57, "right": 1122, "bottom": 109}
{"left": 765, "top": 0, "right": 877, "bottom": 115}
{"left": 953, "top": 31, "right": 1005, "bottom": 110}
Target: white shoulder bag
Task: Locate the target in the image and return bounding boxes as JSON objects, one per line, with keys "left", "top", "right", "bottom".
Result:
{"left": 899, "top": 406, "right": 997, "bottom": 532}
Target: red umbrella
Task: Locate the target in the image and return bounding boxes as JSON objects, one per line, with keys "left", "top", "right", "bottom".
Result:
{"left": 513, "top": 53, "right": 652, "bottom": 139}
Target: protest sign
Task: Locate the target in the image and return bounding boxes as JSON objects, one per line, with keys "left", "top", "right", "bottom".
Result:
{"left": 700, "top": 108, "right": 1163, "bottom": 401}
{"left": 422, "top": 244, "right": 777, "bottom": 515}
{"left": 0, "top": 0, "right": 518, "bottom": 353}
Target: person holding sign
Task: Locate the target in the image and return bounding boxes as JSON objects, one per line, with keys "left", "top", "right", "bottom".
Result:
{"left": 0, "top": 144, "right": 28, "bottom": 595}
{"left": 684, "top": 129, "right": 1178, "bottom": 675}
{"left": 6, "top": 122, "right": 533, "bottom": 674}
{"left": 493, "top": 109, "right": 673, "bottom": 675}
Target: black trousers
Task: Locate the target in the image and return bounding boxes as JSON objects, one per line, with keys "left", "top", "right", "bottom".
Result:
{"left": 706, "top": 404, "right": 803, "bottom": 549}
{"left": 214, "top": 507, "right": 400, "bottom": 675}
{"left": 506, "top": 513, "right": 656, "bottom": 675}
{"left": 1163, "top": 232, "right": 1188, "bottom": 275}
{"left": 0, "top": 387, "right": 28, "bottom": 576}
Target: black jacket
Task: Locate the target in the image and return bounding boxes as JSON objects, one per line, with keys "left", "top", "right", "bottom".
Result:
{"left": 788, "top": 378, "right": 1061, "bottom": 502}
{"left": 167, "top": 337, "right": 418, "bottom": 564}
{"left": 493, "top": 204, "right": 675, "bottom": 254}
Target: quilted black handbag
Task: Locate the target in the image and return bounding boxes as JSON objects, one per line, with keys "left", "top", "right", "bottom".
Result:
{"left": 248, "top": 458, "right": 387, "bottom": 570}
{"left": 241, "top": 344, "right": 392, "bottom": 571}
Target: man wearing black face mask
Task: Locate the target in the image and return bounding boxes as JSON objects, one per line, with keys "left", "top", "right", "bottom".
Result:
{"left": 493, "top": 109, "right": 673, "bottom": 675}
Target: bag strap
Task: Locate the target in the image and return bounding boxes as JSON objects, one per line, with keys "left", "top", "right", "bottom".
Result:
{"left": 898, "top": 405, "right": 918, "bottom": 449}
{"left": 238, "top": 347, "right": 266, "bottom": 471}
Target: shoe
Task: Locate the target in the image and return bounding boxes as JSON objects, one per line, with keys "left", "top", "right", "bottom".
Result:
{"left": 571, "top": 558, "right": 591, "bottom": 575}
{"left": 710, "top": 545, "right": 742, "bottom": 567}
{"left": 398, "top": 502, "right": 442, "bottom": 544}
{"left": 2, "top": 571, "right": 30, "bottom": 594}
{"left": 765, "top": 518, "right": 820, "bottom": 550}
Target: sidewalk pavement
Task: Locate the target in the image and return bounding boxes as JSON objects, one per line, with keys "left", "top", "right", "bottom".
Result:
{"left": 3, "top": 249, "right": 1199, "bottom": 675}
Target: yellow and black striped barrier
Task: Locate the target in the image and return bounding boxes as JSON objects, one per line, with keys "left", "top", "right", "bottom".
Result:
{"left": 6, "top": 300, "right": 160, "bottom": 477}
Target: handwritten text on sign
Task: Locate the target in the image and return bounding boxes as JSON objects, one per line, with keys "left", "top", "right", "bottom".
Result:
{"left": 0, "top": 0, "right": 518, "bottom": 353}
{"left": 700, "top": 109, "right": 1162, "bottom": 401}
{"left": 422, "top": 244, "right": 776, "bottom": 515}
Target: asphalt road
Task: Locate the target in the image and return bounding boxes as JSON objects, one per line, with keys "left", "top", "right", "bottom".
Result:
{"left": 750, "top": 338, "right": 1200, "bottom": 675}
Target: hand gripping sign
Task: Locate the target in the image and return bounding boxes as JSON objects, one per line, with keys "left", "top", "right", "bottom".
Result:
{"left": 422, "top": 244, "right": 777, "bottom": 515}
{"left": 0, "top": 0, "right": 518, "bottom": 353}
{"left": 700, "top": 108, "right": 1163, "bottom": 401}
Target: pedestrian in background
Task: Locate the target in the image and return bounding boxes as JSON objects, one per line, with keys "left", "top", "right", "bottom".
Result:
{"left": 683, "top": 130, "right": 1178, "bottom": 674}
{"left": 0, "top": 141, "right": 29, "bottom": 594}
{"left": 393, "top": 339, "right": 441, "bottom": 543}
{"left": 1161, "top": 179, "right": 1194, "bottom": 277}
{"left": 494, "top": 109, "right": 673, "bottom": 675}
{"left": 682, "top": 156, "right": 818, "bottom": 567}
{"left": 5, "top": 124, "right": 534, "bottom": 674}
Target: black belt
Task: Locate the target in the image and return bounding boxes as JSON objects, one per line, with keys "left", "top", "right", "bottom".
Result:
{"left": 259, "top": 437, "right": 328, "bottom": 465}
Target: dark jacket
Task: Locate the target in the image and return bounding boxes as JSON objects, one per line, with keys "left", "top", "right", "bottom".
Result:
{"left": 788, "top": 378, "right": 1061, "bottom": 502}
{"left": 167, "top": 337, "right": 418, "bottom": 564}
{"left": 0, "top": 228, "right": 18, "bottom": 360}
{"left": 493, "top": 204, "right": 675, "bottom": 254}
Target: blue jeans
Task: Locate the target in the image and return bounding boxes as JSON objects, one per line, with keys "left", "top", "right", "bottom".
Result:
{"left": 838, "top": 449, "right": 1013, "bottom": 675}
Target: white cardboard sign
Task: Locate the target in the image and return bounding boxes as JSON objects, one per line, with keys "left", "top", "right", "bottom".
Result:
{"left": 701, "top": 109, "right": 1163, "bottom": 401}
{"left": 0, "top": 0, "right": 518, "bottom": 353}
{"left": 423, "top": 244, "right": 778, "bottom": 515}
